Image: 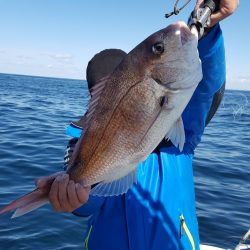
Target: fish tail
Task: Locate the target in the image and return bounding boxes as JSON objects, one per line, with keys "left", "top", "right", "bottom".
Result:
{"left": 0, "top": 183, "right": 53, "bottom": 218}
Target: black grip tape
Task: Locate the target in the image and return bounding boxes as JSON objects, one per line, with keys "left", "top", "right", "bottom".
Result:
{"left": 204, "top": 0, "right": 220, "bottom": 13}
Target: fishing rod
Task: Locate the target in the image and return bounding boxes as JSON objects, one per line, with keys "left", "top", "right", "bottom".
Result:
{"left": 165, "top": 0, "right": 220, "bottom": 39}
{"left": 188, "top": 0, "right": 220, "bottom": 38}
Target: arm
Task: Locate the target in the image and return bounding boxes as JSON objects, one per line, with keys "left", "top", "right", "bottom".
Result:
{"left": 182, "top": 0, "right": 239, "bottom": 153}
{"left": 182, "top": 23, "right": 226, "bottom": 153}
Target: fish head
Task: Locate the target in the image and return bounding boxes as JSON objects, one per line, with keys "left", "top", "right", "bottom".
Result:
{"left": 67, "top": 22, "right": 203, "bottom": 186}
{"left": 133, "top": 21, "right": 202, "bottom": 94}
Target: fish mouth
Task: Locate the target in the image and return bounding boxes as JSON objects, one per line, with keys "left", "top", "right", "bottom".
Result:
{"left": 153, "top": 77, "right": 181, "bottom": 93}
{"left": 170, "top": 21, "right": 196, "bottom": 46}
{"left": 153, "top": 75, "right": 199, "bottom": 92}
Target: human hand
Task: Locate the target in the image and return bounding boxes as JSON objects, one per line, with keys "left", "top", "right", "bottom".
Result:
{"left": 196, "top": 0, "right": 239, "bottom": 27}
{"left": 36, "top": 172, "right": 90, "bottom": 212}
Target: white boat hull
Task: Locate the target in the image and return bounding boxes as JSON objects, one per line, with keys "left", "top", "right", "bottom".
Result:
{"left": 200, "top": 244, "right": 225, "bottom": 250}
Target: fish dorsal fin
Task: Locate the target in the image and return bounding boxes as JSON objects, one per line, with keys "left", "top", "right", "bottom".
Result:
{"left": 90, "top": 170, "right": 137, "bottom": 197}
{"left": 67, "top": 81, "right": 110, "bottom": 168}
{"left": 84, "top": 49, "right": 127, "bottom": 129}
{"left": 84, "top": 75, "right": 110, "bottom": 129}
{"left": 74, "top": 49, "right": 128, "bottom": 129}
{"left": 165, "top": 117, "right": 185, "bottom": 151}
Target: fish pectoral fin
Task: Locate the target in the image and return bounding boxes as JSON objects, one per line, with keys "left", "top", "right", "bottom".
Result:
{"left": 90, "top": 170, "right": 137, "bottom": 197}
{"left": 165, "top": 117, "right": 185, "bottom": 151}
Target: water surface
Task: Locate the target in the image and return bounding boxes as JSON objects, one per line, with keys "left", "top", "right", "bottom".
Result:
{"left": 0, "top": 73, "right": 249, "bottom": 249}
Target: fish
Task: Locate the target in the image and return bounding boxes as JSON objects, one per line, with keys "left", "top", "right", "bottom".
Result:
{"left": 0, "top": 21, "right": 202, "bottom": 218}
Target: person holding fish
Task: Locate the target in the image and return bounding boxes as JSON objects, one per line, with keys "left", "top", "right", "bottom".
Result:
{"left": 0, "top": 0, "right": 239, "bottom": 249}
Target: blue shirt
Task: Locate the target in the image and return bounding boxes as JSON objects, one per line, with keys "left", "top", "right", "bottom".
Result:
{"left": 67, "top": 24, "right": 226, "bottom": 250}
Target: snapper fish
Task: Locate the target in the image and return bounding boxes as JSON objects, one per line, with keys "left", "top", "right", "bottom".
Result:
{"left": 0, "top": 21, "right": 202, "bottom": 218}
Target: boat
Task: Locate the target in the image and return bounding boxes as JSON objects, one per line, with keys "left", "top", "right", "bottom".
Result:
{"left": 200, "top": 229, "right": 250, "bottom": 250}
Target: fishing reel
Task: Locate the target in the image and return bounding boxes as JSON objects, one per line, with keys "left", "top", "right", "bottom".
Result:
{"left": 188, "top": 0, "right": 220, "bottom": 39}
{"left": 165, "top": 0, "right": 220, "bottom": 39}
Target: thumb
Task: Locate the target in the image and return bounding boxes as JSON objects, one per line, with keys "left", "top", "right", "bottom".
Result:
{"left": 35, "top": 171, "right": 64, "bottom": 188}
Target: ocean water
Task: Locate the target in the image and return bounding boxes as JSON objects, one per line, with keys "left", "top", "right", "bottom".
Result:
{"left": 0, "top": 73, "right": 249, "bottom": 249}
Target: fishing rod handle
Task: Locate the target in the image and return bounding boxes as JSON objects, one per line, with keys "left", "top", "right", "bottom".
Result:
{"left": 188, "top": 0, "right": 220, "bottom": 38}
{"left": 199, "top": 0, "right": 220, "bottom": 27}
{"left": 203, "top": 0, "right": 220, "bottom": 13}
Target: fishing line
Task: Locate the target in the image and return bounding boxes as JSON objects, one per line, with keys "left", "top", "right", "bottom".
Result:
{"left": 165, "top": 0, "right": 192, "bottom": 18}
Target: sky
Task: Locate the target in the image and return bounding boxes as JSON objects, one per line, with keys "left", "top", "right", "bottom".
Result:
{"left": 0, "top": 0, "right": 249, "bottom": 90}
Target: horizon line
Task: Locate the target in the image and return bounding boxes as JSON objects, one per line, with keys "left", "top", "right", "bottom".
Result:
{"left": 0, "top": 71, "right": 249, "bottom": 92}
{"left": 0, "top": 71, "right": 84, "bottom": 82}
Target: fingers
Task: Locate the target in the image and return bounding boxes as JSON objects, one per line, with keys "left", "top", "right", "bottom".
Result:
{"left": 195, "top": 0, "right": 239, "bottom": 28}
{"left": 67, "top": 182, "right": 90, "bottom": 208}
{"left": 58, "top": 174, "right": 71, "bottom": 211}
{"left": 48, "top": 174, "right": 90, "bottom": 213}
{"left": 76, "top": 183, "right": 90, "bottom": 204}
{"left": 49, "top": 175, "right": 62, "bottom": 211}
{"left": 67, "top": 180, "right": 81, "bottom": 208}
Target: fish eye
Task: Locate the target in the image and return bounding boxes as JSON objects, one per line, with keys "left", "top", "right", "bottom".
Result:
{"left": 152, "top": 42, "right": 164, "bottom": 55}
